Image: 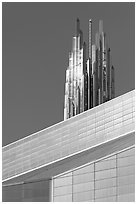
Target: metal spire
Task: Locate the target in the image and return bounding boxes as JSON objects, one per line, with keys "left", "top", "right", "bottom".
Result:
{"left": 88, "top": 19, "right": 92, "bottom": 59}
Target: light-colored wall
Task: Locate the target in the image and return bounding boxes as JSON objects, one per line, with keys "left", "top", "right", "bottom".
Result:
{"left": 52, "top": 147, "right": 135, "bottom": 202}
{"left": 2, "top": 90, "right": 135, "bottom": 183}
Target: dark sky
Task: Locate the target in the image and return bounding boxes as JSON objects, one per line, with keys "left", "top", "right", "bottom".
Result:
{"left": 2, "top": 2, "right": 135, "bottom": 146}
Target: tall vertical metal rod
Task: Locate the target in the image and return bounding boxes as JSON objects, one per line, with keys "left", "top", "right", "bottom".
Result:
{"left": 88, "top": 19, "right": 93, "bottom": 109}
{"left": 89, "top": 19, "right": 92, "bottom": 60}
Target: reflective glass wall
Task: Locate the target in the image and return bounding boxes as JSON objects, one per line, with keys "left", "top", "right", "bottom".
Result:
{"left": 52, "top": 147, "right": 135, "bottom": 202}
{"left": 2, "top": 179, "right": 51, "bottom": 202}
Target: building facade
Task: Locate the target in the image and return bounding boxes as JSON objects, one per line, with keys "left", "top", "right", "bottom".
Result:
{"left": 64, "top": 19, "right": 115, "bottom": 120}
{"left": 2, "top": 90, "right": 135, "bottom": 202}
{"left": 53, "top": 147, "right": 135, "bottom": 202}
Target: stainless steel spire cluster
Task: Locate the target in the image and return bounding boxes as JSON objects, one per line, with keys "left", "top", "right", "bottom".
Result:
{"left": 64, "top": 19, "right": 115, "bottom": 120}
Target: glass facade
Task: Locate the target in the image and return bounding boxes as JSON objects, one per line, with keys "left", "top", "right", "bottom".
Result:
{"left": 2, "top": 90, "right": 135, "bottom": 183}
{"left": 52, "top": 147, "right": 135, "bottom": 202}
{"left": 2, "top": 179, "right": 51, "bottom": 202}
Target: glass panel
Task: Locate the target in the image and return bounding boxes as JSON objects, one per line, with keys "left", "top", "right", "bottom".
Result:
{"left": 2, "top": 184, "right": 23, "bottom": 202}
